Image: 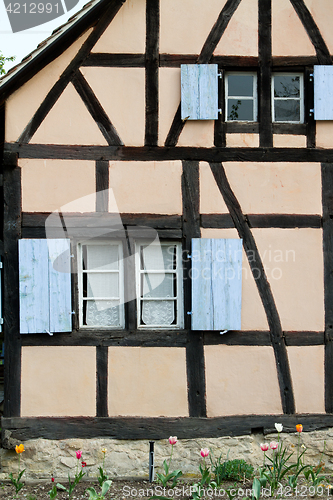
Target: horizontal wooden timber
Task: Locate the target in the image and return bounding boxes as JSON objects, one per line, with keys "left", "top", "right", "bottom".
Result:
{"left": 22, "top": 227, "right": 182, "bottom": 239}
{"left": 3, "top": 413, "right": 333, "bottom": 443}
{"left": 225, "top": 122, "right": 259, "bottom": 134}
{"left": 272, "top": 123, "right": 307, "bottom": 135}
{"left": 6, "top": 144, "right": 333, "bottom": 162}
{"left": 20, "top": 330, "right": 323, "bottom": 347}
{"left": 200, "top": 214, "right": 322, "bottom": 229}
{"left": 82, "top": 53, "right": 146, "bottom": 67}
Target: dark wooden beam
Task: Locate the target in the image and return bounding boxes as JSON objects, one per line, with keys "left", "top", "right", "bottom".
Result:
{"left": 8, "top": 143, "right": 333, "bottom": 162}
{"left": 210, "top": 162, "right": 295, "bottom": 414}
{"left": 201, "top": 213, "right": 322, "bottom": 229}
{"left": 204, "top": 330, "right": 324, "bottom": 346}
{"left": 258, "top": 0, "right": 273, "bottom": 147}
{"left": 17, "top": 0, "right": 126, "bottom": 143}
{"left": 72, "top": 71, "right": 123, "bottom": 146}
{"left": 305, "top": 67, "right": 316, "bottom": 148}
{"left": 3, "top": 152, "right": 21, "bottom": 417}
{"left": 214, "top": 67, "right": 226, "bottom": 147}
{"left": 321, "top": 163, "right": 333, "bottom": 413}
{"left": 145, "top": 0, "right": 159, "bottom": 146}
{"left": 289, "top": 0, "right": 331, "bottom": 65}
{"left": 96, "top": 346, "right": 108, "bottom": 417}
{"left": 96, "top": 160, "right": 109, "bottom": 212}
{"left": 82, "top": 53, "right": 146, "bottom": 67}
{"left": 123, "top": 234, "right": 137, "bottom": 331}
{"left": 160, "top": 54, "right": 259, "bottom": 67}
{"left": 3, "top": 413, "right": 333, "bottom": 443}
{"left": 226, "top": 122, "right": 259, "bottom": 134}
{"left": 182, "top": 161, "right": 206, "bottom": 418}
{"left": 272, "top": 123, "right": 306, "bottom": 136}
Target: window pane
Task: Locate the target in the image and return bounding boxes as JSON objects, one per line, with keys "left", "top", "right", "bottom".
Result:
{"left": 85, "top": 300, "right": 120, "bottom": 326}
{"left": 86, "top": 273, "right": 119, "bottom": 298}
{"left": 274, "top": 76, "right": 300, "bottom": 98}
{"left": 227, "top": 99, "right": 254, "bottom": 121}
{"left": 142, "top": 273, "right": 175, "bottom": 298}
{"left": 274, "top": 100, "right": 300, "bottom": 122}
{"left": 228, "top": 74, "right": 254, "bottom": 97}
{"left": 141, "top": 245, "right": 176, "bottom": 271}
{"left": 85, "top": 245, "right": 118, "bottom": 271}
{"left": 141, "top": 300, "right": 175, "bottom": 326}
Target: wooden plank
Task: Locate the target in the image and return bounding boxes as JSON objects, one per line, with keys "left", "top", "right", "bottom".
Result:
{"left": 48, "top": 239, "right": 72, "bottom": 333}
{"left": 96, "top": 160, "right": 109, "bottom": 212}
{"left": 18, "top": 0, "right": 126, "bottom": 143}
{"left": 145, "top": 0, "right": 159, "bottom": 146}
{"left": 210, "top": 162, "right": 295, "bottom": 414}
{"left": 123, "top": 235, "right": 137, "bottom": 331}
{"left": 258, "top": 0, "right": 273, "bottom": 147}
{"left": 72, "top": 71, "right": 123, "bottom": 146}
{"left": 160, "top": 55, "right": 322, "bottom": 68}
{"left": 226, "top": 122, "right": 259, "bottom": 134}
{"left": 214, "top": 65, "right": 225, "bottom": 147}
{"left": 321, "top": 163, "right": 333, "bottom": 413}
{"left": 3, "top": 413, "right": 333, "bottom": 443}
{"left": 314, "top": 66, "right": 333, "bottom": 121}
{"left": 82, "top": 53, "right": 145, "bottom": 67}
{"left": 192, "top": 239, "right": 242, "bottom": 330}
{"left": 272, "top": 123, "right": 306, "bottom": 135}
{"left": 182, "top": 161, "right": 206, "bottom": 418}
{"left": 199, "top": 64, "right": 219, "bottom": 120}
{"left": 289, "top": 0, "right": 331, "bottom": 65}
{"left": 19, "top": 240, "right": 49, "bottom": 334}
{"left": 200, "top": 214, "right": 234, "bottom": 229}
{"left": 201, "top": 214, "right": 321, "bottom": 229}
{"left": 96, "top": 346, "right": 108, "bottom": 417}
{"left": 181, "top": 65, "right": 200, "bottom": 120}
{"left": 305, "top": 67, "right": 316, "bottom": 148}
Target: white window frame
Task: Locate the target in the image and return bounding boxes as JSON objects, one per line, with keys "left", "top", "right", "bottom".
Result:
{"left": 135, "top": 241, "right": 184, "bottom": 330}
{"left": 225, "top": 72, "right": 258, "bottom": 122}
{"left": 272, "top": 73, "right": 304, "bottom": 123}
{"left": 78, "top": 240, "right": 125, "bottom": 329}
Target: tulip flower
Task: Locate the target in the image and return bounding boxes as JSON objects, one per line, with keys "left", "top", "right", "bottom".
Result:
{"left": 81, "top": 461, "right": 87, "bottom": 467}
{"left": 296, "top": 424, "right": 303, "bottom": 433}
{"left": 76, "top": 450, "right": 82, "bottom": 460}
{"left": 102, "top": 448, "right": 107, "bottom": 454}
{"left": 51, "top": 477, "right": 55, "bottom": 483}
{"left": 260, "top": 443, "right": 269, "bottom": 452}
{"left": 275, "top": 423, "right": 283, "bottom": 433}
{"left": 169, "top": 436, "right": 178, "bottom": 445}
{"left": 296, "top": 424, "right": 303, "bottom": 465}
{"left": 270, "top": 441, "right": 278, "bottom": 450}
{"left": 15, "top": 444, "right": 24, "bottom": 454}
{"left": 200, "top": 448, "right": 210, "bottom": 458}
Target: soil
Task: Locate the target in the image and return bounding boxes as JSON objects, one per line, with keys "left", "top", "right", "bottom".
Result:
{"left": 0, "top": 477, "right": 332, "bottom": 500}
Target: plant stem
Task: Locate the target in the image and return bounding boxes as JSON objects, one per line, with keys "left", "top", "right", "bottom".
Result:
{"left": 168, "top": 444, "right": 174, "bottom": 472}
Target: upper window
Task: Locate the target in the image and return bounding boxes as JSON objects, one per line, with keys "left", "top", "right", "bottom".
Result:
{"left": 225, "top": 72, "right": 257, "bottom": 122}
{"left": 272, "top": 73, "right": 304, "bottom": 123}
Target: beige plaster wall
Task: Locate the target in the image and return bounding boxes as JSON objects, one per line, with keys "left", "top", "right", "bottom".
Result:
{"left": 272, "top": 0, "right": 315, "bottom": 56}
{"left": 160, "top": 0, "right": 228, "bottom": 54}
{"left": 200, "top": 163, "right": 229, "bottom": 214}
{"left": 288, "top": 346, "right": 325, "bottom": 414}
{"left": 5, "top": 31, "right": 92, "bottom": 142}
{"left": 108, "top": 347, "right": 188, "bottom": 417}
{"left": 222, "top": 162, "right": 322, "bottom": 215}
{"left": 226, "top": 134, "right": 259, "bottom": 148}
{"left": 304, "top": 0, "right": 333, "bottom": 54}
{"left": 205, "top": 345, "right": 282, "bottom": 416}
{"left": 200, "top": 228, "right": 269, "bottom": 330}
{"left": 108, "top": 160, "right": 182, "bottom": 214}
{"left": 178, "top": 121, "right": 214, "bottom": 147}
{"left": 20, "top": 159, "right": 95, "bottom": 212}
{"left": 214, "top": 0, "right": 258, "bottom": 56}
{"left": 91, "top": 0, "right": 145, "bottom": 54}
{"left": 31, "top": 82, "right": 108, "bottom": 145}
{"left": 316, "top": 122, "right": 333, "bottom": 149}
{"left": 159, "top": 68, "right": 180, "bottom": 147}
{"left": 21, "top": 346, "right": 96, "bottom": 417}
{"left": 253, "top": 228, "right": 324, "bottom": 331}
{"left": 273, "top": 135, "right": 307, "bottom": 148}
{"left": 82, "top": 67, "right": 145, "bottom": 146}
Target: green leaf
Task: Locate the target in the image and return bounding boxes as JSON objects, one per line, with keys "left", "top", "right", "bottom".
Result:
{"left": 163, "top": 460, "right": 169, "bottom": 475}
{"left": 252, "top": 477, "right": 261, "bottom": 500}
{"left": 86, "top": 487, "right": 98, "bottom": 499}
{"left": 101, "top": 480, "right": 112, "bottom": 496}
{"left": 56, "top": 483, "right": 67, "bottom": 491}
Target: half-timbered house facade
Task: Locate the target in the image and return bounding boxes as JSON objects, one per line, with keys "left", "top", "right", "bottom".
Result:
{"left": 1, "top": 0, "right": 333, "bottom": 447}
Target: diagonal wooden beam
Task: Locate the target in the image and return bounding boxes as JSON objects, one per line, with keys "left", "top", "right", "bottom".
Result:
{"left": 72, "top": 70, "right": 123, "bottom": 146}
{"left": 165, "top": 0, "right": 243, "bottom": 147}
{"left": 289, "top": 0, "right": 331, "bottom": 65}
{"left": 210, "top": 162, "right": 295, "bottom": 414}
{"left": 17, "top": 0, "right": 126, "bottom": 144}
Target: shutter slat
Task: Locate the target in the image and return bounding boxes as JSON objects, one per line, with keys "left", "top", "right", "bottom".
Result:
{"left": 191, "top": 238, "right": 242, "bottom": 331}
{"left": 19, "top": 239, "right": 49, "bottom": 334}
{"left": 181, "top": 64, "right": 200, "bottom": 120}
{"left": 314, "top": 66, "right": 333, "bottom": 120}
{"left": 181, "top": 64, "right": 218, "bottom": 120}
{"left": 48, "top": 239, "right": 72, "bottom": 332}
{"left": 199, "top": 64, "right": 219, "bottom": 120}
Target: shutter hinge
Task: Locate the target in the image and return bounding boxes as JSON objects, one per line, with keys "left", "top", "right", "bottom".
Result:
{"left": 218, "top": 72, "right": 223, "bottom": 79}
{"left": 220, "top": 330, "right": 228, "bottom": 335}
{"left": 45, "top": 330, "right": 53, "bottom": 336}
{"left": 0, "top": 319, "right": 3, "bottom": 325}
{"left": 309, "top": 73, "right": 314, "bottom": 81}
{"left": 0, "top": 262, "right": 3, "bottom": 269}
{"left": 187, "top": 311, "right": 193, "bottom": 315}
{"left": 309, "top": 108, "right": 314, "bottom": 116}
{"left": 218, "top": 109, "right": 222, "bottom": 114}
{"left": 70, "top": 311, "right": 75, "bottom": 315}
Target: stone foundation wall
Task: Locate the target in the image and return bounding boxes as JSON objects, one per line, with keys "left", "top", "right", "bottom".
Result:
{"left": 0, "top": 429, "right": 332, "bottom": 481}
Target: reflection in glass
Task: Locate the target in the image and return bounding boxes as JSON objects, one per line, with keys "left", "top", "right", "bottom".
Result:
{"left": 274, "top": 100, "right": 300, "bottom": 122}
{"left": 227, "top": 99, "right": 254, "bottom": 121}
{"left": 274, "top": 76, "right": 300, "bottom": 98}
{"left": 228, "top": 74, "right": 254, "bottom": 97}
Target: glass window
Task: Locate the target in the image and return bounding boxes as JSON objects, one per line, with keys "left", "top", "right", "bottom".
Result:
{"left": 272, "top": 73, "right": 304, "bottom": 123}
{"left": 225, "top": 73, "right": 257, "bottom": 121}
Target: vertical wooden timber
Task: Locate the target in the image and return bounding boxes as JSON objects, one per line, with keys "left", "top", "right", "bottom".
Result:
{"left": 96, "top": 160, "right": 109, "bottom": 212}
{"left": 305, "top": 67, "right": 315, "bottom": 148}
{"left": 145, "top": 0, "right": 159, "bottom": 146}
{"left": 258, "top": 0, "right": 273, "bottom": 147}
{"left": 321, "top": 164, "right": 333, "bottom": 413}
{"left": 210, "top": 162, "right": 295, "bottom": 414}
{"left": 214, "top": 67, "right": 226, "bottom": 147}
{"left": 96, "top": 346, "right": 108, "bottom": 417}
{"left": 3, "top": 152, "right": 21, "bottom": 417}
{"left": 182, "top": 161, "right": 206, "bottom": 417}
{"left": 124, "top": 232, "right": 137, "bottom": 331}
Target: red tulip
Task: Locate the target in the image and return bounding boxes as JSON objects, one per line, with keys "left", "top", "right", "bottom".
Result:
{"left": 51, "top": 477, "right": 54, "bottom": 483}
{"left": 169, "top": 436, "right": 177, "bottom": 445}
{"left": 200, "top": 448, "right": 209, "bottom": 458}
{"left": 81, "top": 461, "right": 87, "bottom": 467}
{"left": 296, "top": 424, "right": 303, "bottom": 433}
{"left": 260, "top": 443, "right": 269, "bottom": 452}
{"left": 76, "top": 450, "right": 82, "bottom": 460}
{"left": 270, "top": 441, "right": 278, "bottom": 450}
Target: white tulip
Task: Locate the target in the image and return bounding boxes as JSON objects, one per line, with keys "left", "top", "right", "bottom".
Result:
{"left": 275, "top": 423, "right": 283, "bottom": 433}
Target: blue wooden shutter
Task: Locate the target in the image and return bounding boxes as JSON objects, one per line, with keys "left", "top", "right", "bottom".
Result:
{"left": 191, "top": 238, "right": 242, "bottom": 330}
{"left": 314, "top": 66, "right": 333, "bottom": 120}
{"left": 19, "top": 239, "right": 71, "bottom": 334}
{"left": 181, "top": 64, "right": 218, "bottom": 120}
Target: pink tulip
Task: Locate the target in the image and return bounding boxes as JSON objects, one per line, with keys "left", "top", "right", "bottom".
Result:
{"left": 169, "top": 436, "right": 177, "bottom": 445}
{"left": 260, "top": 443, "right": 269, "bottom": 452}
{"left": 270, "top": 441, "right": 278, "bottom": 450}
{"left": 200, "top": 448, "right": 209, "bottom": 458}
{"left": 76, "top": 450, "right": 82, "bottom": 460}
